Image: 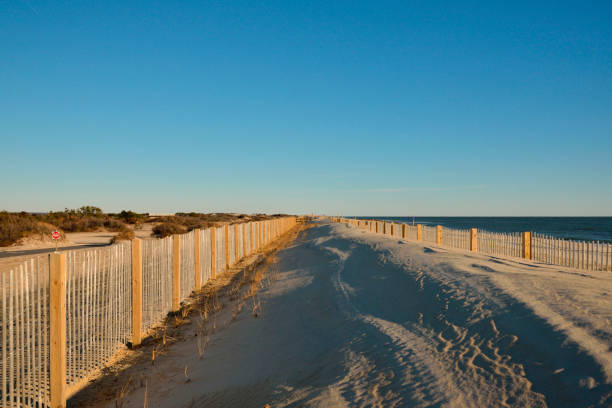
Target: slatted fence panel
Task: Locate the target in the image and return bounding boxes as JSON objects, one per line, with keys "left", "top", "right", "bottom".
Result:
{"left": 180, "top": 231, "right": 195, "bottom": 300}
{"left": 200, "top": 229, "right": 212, "bottom": 284}
{"left": 479, "top": 231, "right": 522, "bottom": 258}
{"left": 142, "top": 236, "right": 172, "bottom": 333}
{"left": 215, "top": 226, "right": 226, "bottom": 275}
{"left": 422, "top": 226, "right": 437, "bottom": 243}
{"left": 65, "top": 243, "right": 131, "bottom": 391}
{"left": 442, "top": 227, "right": 470, "bottom": 250}
{"left": 0, "top": 257, "right": 50, "bottom": 407}
{"left": 405, "top": 225, "right": 418, "bottom": 240}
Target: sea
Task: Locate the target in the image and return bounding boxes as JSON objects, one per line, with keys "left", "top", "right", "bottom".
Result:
{"left": 352, "top": 217, "right": 612, "bottom": 243}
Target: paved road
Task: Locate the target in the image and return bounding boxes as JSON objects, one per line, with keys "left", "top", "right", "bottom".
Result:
{"left": 0, "top": 243, "right": 111, "bottom": 259}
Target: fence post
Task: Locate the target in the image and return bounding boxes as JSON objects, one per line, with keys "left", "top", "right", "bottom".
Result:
{"left": 250, "top": 222, "right": 254, "bottom": 254}
{"left": 417, "top": 224, "right": 422, "bottom": 241}
{"left": 470, "top": 228, "right": 478, "bottom": 252}
{"left": 211, "top": 227, "right": 217, "bottom": 279}
{"left": 402, "top": 224, "right": 407, "bottom": 239}
{"left": 131, "top": 238, "right": 142, "bottom": 347}
{"left": 234, "top": 224, "right": 239, "bottom": 262}
{"left": 390, "top": 223, "right": 394, "bottom": 236}
{"left": 225, "top": 224, "right": 230, "bottom": 271}
{"left": 522, "top": 231, "right": 531, "bottom": 259}
{"left": 50, "top": 252, "right": 67, "bottom": 408}
{"left": 194, "top": 229, "right": 201, "bottom": 289}
{"left": 436, "top": 225, "right": 442, "bottom": 245}
{"left": 383, "top": 222, "right": 386, "bottom": 235}
{"left": 172, "top": 234, "right": 181, "bottom": 311}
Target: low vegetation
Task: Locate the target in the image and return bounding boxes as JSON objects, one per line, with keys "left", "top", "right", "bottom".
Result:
{"left": 152, "top": 222, "right": 187, "bottom": 238}
{"left": 0, "top": 212, "right": 54, "bottom": 246}
{"left": 0, "top": 206, "right": 140, "bottom": 247}
{"left": 0, "top": 206, "right": 289, "bottom": 246}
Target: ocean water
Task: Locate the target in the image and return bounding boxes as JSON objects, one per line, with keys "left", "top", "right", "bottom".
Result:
{"left": 355, "top": 217, "right": 612, "bottom": 243}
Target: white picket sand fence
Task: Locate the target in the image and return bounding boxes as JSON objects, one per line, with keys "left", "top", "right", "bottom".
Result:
{"left": 335, "top": 217, "right": 612, "bottom": 272}
{"left": 0, "top": 217, "right": 296, "bottom": 407}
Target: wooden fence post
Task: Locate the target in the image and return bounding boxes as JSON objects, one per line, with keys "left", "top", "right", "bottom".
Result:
{"left": 383, "top": 222, "right": 386, "bottom": 235}
{"left": 470, "top": 228, "right": 478, "bottom": 252}
{"left": 250, "top": 222, "right": 254, "bottom": 254}
{"left": 417, "top": 224, "right": 422, "bottom": 241}
{"left": 131, "top": 239, "right": 142, "bottom": 347}
{"left": 390, "top": 223, "right": 394, "bottom": 236}
{"left": 194, "top": 229, "right": 201, "bottom": 289}
{"left": 225, "top": 224, "right": 230, "bottom": 271}
{"left": 522, "top": 231, "right": 531, "bottom": 259}
{"left": 436, "top": 225, "right": 442, "bottom": 245}
{"left": 50, "top": 252, "right": 67, "bottom": 408}
{"left": 211, "top": 227, "right": 217, "bottom": 279}
{"left": 402, "top": 224, "right": 407, "bottom": 239}
{"left": 172, "top": 234, "right": 181, "bottom": 311}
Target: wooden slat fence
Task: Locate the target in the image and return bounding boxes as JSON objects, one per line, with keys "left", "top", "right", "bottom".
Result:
{"left": 333, "top": 217, "right": 611, "bottom": 271}
{"left": 533, "top": 233, "right": 612, "bottom": 271}
{"left": 0, "top": 258, "right": 50, "bottom": 407}
{"left": 0, "top": 217, "right": 297, "bottom": 407}
{"left": 479, "top": 231, "right": 522, "bottom": 259}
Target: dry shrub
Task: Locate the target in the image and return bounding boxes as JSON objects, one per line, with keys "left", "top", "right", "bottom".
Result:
{"left": 152, "top": 222, "right": 187, "bottom": 238}
{"left": 0, "top": 212, "right": 53, "bottom": 246}
{"left": 111, "top": 229, "right": 136, "bottom": 243}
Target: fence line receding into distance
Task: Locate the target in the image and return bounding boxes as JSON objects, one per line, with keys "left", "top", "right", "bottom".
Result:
{"left": 0, "top": 216, "right": 297, "bottom": 408}
{"left": 332, "top": 217, "right": 612, "bottom": 272}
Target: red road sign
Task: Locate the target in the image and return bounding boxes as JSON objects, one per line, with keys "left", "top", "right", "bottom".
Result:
{"left": 52, "top": 231, "right": 61, "bottom": 240}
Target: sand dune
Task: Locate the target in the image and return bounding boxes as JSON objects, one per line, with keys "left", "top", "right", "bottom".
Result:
{"left": 81, "top": 221, "right": 611, "bottom": 407}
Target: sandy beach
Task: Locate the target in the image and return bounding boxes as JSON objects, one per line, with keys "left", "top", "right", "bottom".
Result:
{"left": 72, "top": 220, "right": 612, "bottom": 407}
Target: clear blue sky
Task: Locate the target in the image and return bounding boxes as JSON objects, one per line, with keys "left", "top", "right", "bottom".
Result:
{"left": 1, "top": 1, "right": 611, "bottom": 216}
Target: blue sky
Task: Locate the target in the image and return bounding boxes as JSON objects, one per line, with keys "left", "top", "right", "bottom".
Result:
{"left": 1, "top": 1, "right": 611, "bottom": 215}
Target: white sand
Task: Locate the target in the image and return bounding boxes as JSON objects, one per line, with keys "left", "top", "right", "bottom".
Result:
{"left": 91, "top": 221, "right": 612, "bottom": 408}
